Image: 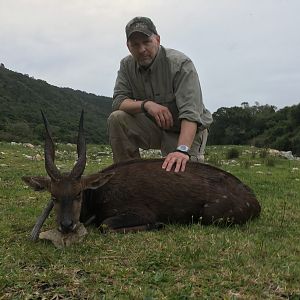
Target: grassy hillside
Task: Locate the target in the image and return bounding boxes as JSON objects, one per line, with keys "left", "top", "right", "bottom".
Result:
{"left": 0, "top": 67, "right": 112, "bottom": 144}
{"left": 0, "top": 143, "right": 299, "bottom": 299}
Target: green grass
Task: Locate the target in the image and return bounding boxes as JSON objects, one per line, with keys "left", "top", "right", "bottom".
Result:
{"left": 0, "top": 143, "right": 300, "bottom": 299}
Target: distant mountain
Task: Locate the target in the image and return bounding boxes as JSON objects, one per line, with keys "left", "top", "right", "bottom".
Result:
{"left": 0, "top": 66, "right": 112, "bottom": 144}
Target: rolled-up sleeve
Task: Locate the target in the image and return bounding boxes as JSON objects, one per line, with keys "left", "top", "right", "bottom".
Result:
{"left": 112, "top": 59, "right": 133, "bottom": 111}
{"left": 174, "top": 60, "right": 212, "bottom": 128}
{"left": 174, "top": 60, "right": 203, "bottom": 122}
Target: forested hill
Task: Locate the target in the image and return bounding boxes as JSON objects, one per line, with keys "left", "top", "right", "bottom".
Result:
{"left": 0, "top": 66, "right": 112, "bottom": 144}
{"left": 209, "top": 102, "right": 300, "bottom": 156}
{"left": 1, "top": 65, "right": 300, "bottom": 155}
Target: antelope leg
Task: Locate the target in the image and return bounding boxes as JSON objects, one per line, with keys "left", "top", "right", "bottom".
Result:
{"left": 30, "top": 200, "right": 54, "bottom": 241}
{"left": 100, "top": 213, "right": 163, "bottom": 233}
{"left": 106, "top": 222, "right": 165, "bottom": 233}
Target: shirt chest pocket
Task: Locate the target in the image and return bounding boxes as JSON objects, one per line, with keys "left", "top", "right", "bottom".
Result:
{"left": 154, "top": 93, "right": 178, "bottom": 117}
{"left": 154, "top": 93, "right": 175, "bottom": 104}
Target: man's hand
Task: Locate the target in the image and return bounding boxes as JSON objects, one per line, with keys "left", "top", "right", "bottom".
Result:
{"left": 162, "top": 151, "right": 190, "bottom": 172}
{"left": 143, "top": 101, "right": 173, "bottom": 129}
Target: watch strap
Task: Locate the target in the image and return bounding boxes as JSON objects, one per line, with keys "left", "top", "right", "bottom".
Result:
{"left": 141, "top": 100, "right": 151, "bottom": 113}
{"left": 175, "top": 149, "right": 191, "bottom": 158}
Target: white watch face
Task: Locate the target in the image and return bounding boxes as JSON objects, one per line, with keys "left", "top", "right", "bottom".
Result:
{"left": 177, "top": 145, "right": 189, "bottom": 152}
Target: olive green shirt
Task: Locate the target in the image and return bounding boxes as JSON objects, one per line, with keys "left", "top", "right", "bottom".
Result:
{"left": 113, "top": 46, "right": 213, "bottom": 132}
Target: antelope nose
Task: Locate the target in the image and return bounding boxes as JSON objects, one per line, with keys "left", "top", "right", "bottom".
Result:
{"left": 60, "top": 220, "right": 74, "bottom": 233}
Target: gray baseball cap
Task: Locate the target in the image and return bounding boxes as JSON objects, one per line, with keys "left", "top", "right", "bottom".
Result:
{"left": 126, "top": 17, "right": 158, "bottom": 40}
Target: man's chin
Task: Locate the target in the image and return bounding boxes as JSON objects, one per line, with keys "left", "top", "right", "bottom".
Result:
{"left": 138, "top": 59, "right": 153, "bottom": 67}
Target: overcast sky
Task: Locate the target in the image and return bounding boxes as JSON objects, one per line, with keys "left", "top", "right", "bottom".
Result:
{"left": 1, "top": 0, "right": 299, "bottom": 112}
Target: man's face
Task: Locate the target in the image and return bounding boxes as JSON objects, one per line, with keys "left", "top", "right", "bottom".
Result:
{"left": 127, "top": 32, "right": 160, "bottom": 67}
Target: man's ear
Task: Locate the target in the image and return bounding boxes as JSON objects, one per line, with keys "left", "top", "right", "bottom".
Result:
{"left": 82, "top": 172, "right": 115, "bottom": 190}
{"left": 126, "top": 41, "right": 131, "bottom": 52}
{"left": 155, "top": 34, "right": 160, "bottom": 44}
{"left": 22, "top": 176, "right": 51, "bottom": 192}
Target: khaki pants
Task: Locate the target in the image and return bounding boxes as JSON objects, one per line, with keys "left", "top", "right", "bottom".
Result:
{"left": 107, "top": 111, "right": 208, "bottom": 163}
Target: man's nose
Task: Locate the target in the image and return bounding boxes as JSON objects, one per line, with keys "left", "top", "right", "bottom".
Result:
{"left": 137, "top": 45, "right": 146, "bottom": 53}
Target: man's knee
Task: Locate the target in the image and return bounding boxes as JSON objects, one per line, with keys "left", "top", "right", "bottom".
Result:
{"left": 108, "top": 110, "right": 131, "bottom": 127}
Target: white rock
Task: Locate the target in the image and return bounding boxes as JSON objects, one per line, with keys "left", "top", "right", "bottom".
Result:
{"left": 23, "top": 154, "right": 33, "bottom": 160}
{"left": 24, "top": 143, "right": 35, "bottom": 149}
{"left": 280, "top": 151, "right": 294, "bottom": 160}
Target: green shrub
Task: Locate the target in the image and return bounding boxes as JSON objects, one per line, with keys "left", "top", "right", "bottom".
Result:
{"left": 226, "top": 147, "right": 240, "bottom": 159}
{"left": 259, "top": 148, "right": 269, "bottom": 158}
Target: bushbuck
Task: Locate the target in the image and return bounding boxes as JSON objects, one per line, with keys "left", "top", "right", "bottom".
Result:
{"left": 22, "top": 111, "right": 261, "bottom": 240}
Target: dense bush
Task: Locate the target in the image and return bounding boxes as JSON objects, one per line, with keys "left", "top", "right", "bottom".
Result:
{"left": 209, "top": 103, "right": 300, "bottom": 156}
{"left": 226, "top": 148, "right": 240, "bottom": 159}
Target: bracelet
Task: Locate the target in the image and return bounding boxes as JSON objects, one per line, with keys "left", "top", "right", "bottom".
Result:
{"left": 175, "top": 149, "right": 191, "bottom": 158}
{"left": 141, "top": 100, "right": 151, "bottom": 113}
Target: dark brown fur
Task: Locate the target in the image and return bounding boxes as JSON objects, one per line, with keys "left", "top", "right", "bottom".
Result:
{"left": 22, "top": 112, "right": 261, "bottom": 236}
{"left": 79, "top": 158, "right": 261, "bottom": 229}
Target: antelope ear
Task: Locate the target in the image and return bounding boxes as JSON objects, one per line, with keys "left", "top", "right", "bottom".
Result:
{"left": 22, "top": 176, "right": 51, "bottom": 192}
{"left": 82, "top": 172, "right": 115, "bottom": 190}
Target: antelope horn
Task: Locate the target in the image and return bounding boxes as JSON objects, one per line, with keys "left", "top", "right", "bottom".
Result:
{"left": 30, "top": 200, "right": 54, "bottom": 241}
{"left": 41, "top": 111, "right": 61, "bottom": 181}
{"left": 70, "top": 110, "right": 86, "bottom": 178}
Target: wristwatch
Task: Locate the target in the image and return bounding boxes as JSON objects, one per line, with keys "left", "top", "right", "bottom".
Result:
{"left": 175, "top": 145, "right": 190, "bottom": 157}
